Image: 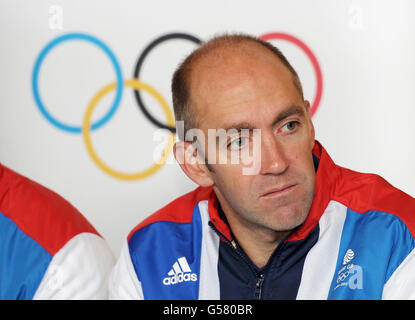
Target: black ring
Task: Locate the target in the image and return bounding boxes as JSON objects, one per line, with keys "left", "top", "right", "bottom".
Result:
{"left": 133, "top": 33, "right": 202, "bottom": 133}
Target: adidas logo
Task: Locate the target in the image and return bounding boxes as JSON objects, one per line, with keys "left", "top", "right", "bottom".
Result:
{"left": 162, "top": 257, "right": 198, "bottom": 286}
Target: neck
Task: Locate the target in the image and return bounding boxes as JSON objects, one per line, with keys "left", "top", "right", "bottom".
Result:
{"left": 216, "top": 198, "right": 289, "bottom": 269}
{"left": 232, "top": 218, "right": 289, "bottom": 269}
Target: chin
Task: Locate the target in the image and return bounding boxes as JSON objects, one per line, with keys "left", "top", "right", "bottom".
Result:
{"left": 264, "top": 205, "right": 309, "bottom": 232}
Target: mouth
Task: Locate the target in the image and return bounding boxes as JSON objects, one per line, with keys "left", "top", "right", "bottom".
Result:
{"left": 261, "top": 184, "right": 297, "bottom": 198}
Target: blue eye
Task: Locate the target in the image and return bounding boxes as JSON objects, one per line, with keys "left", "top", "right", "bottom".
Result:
{"left": 229, "top": 137, "right": 248, "bottom": 150}
{"left": 282, "top": 121, "right": 299, "bottom": 132}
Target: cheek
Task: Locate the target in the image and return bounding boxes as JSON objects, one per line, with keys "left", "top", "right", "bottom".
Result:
{"left": 285, "top": 146, "right": 303, "bottom": 164}
{"left": 287, "top": 134, "right": 314, "bottom": 163}
{"left": 285, "top": 146, "right": 316, "bottom": 184}
{"left": 213, "top": 165, "right": 253, "bottom": 193}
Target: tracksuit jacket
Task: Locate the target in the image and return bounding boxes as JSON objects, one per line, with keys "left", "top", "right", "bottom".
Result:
{"left": 0, "top": 163, "right": 115, "bottom": 299}
{"left": 110, "top": 140, "right": 415, "bottom": 299}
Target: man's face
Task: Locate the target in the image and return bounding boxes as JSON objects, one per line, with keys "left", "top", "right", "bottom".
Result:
{"left": 188, "top": 44, "right": 316, "bottom": 233}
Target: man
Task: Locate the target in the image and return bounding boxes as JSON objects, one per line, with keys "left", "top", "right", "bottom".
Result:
{"left": 0, "top": 163, "right": 115, "bottom": 299}
{"left": 109, "top": 34, "right": 415, "bottom": 299}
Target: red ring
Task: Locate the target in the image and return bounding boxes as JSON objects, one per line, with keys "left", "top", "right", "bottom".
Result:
{"left": 260, "top": 32, "right": 323, "bottom": 116}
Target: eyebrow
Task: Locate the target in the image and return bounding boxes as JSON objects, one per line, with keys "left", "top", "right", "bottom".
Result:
{"left": 222, "top": 104, "right": 306, "bottom": 132}
{"left": 271, "top": 104, "right": 306, "bottom": 127}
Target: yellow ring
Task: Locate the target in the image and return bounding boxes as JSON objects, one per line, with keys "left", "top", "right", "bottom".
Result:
{"left": 82, "top": 79, "right": 175, "bottom": 181}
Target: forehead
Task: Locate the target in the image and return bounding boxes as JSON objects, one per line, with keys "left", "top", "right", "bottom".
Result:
{"left": 188, "top": 43, "right": 303, "bottom": 129}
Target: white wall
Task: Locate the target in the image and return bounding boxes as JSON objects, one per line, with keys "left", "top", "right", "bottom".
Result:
{"left": 1, "top": 0, "right": 414, "bottom": 256}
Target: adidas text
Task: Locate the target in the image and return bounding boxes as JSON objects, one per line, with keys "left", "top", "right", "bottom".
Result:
{"left": 163, "top": 256, "right": 198, "bottom": 285}
{"left": 163, "top": 273, "right": 197, "bottom": 285}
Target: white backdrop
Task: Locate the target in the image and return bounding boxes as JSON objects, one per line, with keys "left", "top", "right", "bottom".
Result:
{"left": 1, "top": 0, "right": 414, "bottom": 256}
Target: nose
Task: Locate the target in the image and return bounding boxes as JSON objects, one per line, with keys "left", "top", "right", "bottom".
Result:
{"left": 260, "top": 133, "right": 289, "bottom": 175}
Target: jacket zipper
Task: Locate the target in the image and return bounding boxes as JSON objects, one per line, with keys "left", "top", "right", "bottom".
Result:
{"left": 208, "top": 221, "right": 266, "bottom": 299}
{"left": 254, "top": 273, "right": 265, "bottom": 300}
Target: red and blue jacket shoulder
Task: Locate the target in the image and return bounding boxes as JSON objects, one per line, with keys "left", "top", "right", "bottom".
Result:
{"left": 0, "top": 163, "right": 101, "bottom": 299}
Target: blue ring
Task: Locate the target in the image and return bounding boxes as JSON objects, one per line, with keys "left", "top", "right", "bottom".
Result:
{"left": 32, "top": 33, "right": 123, "bottom": 133}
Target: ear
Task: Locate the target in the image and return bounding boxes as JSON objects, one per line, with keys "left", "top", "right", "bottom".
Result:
{"left": 174, "top": 141, "right": 214, "bottom": 187}
{"left": 304, "top": 100, "right": 315, "bottom": 148}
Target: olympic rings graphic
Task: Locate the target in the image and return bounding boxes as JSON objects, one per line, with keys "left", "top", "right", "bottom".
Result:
{"left": 133, "top": 33, "right": 201, "bottom": 133}
{"left": 31, "top": 31, "right": 323, "bottom": 181}
{"left": 82, "top": 79, "right": 175, "bottom": 181}
{"left": 32, "top": 33, "right": 124, "bottom": 133}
